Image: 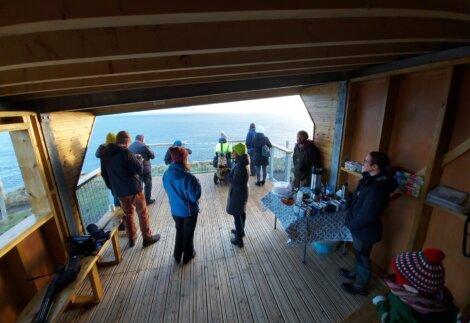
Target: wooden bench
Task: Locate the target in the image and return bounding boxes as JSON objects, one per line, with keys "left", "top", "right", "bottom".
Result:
{"left": 17, "top": 214, "right": 122, "bottom": 323}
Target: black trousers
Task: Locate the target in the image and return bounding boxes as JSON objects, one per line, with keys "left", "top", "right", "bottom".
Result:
{"left": 233, "top": 212, "right": 246, "bottom": 238}
{"left": 173, "top": 215, "right": 198, "bottom": 262}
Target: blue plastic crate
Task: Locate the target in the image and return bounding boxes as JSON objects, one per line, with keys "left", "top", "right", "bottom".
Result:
{"left": 313, "top": 241, "right": 337, "bottom": 254}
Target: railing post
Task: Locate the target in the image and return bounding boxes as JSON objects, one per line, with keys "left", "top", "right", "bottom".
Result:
{"left": 269, "top": 149, "right": 274, "bottom": 180}
{"left": 284, "top": 141, "right": 292, "bottom": 182}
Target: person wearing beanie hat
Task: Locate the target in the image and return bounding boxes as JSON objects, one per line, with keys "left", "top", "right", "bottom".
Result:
{"left": 95, "top": 132, "right": 121, "bottom": 211}
{"left": 372, "top": 248, "right": 457, "bottom": 323}
{"left": 245, "top": 123, "right": 257, "bottom": 176}
{"left": 214, "top": 131, "right": 233, "bottom": 169}
{"left": 251, "top": 125, "right": 272, "bottom": 186}
{"left": 223, "top": 142, "right": 249, "bottom": 248}
{"left": 129, "top": 134, "right": 156, "bottom": 204}
{"left": 163, "top": 146, "right": 201, "bottom": 265}
{"left": 164, "top": 140, "right": 193, "bottom": 165}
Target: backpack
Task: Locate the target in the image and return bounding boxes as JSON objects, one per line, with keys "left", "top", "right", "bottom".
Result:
{"left": 261, "top": 143, "right": 270, "bottom": 158}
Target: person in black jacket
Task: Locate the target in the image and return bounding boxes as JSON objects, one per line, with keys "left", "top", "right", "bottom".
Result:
{"left": 245, "top": 123, "right": 256, "bottom": 176}
{"left": 252, "top": 126, "right": 272, "bottom": 186}
{"left": 164, "top": 140, "right": 193, "bottom": 166}
{"left": 292, "top": 130, "right": 321, "bottom": 188}
{"left": 129, "top": 134, "right": 156, "bottom": 204}
{"left": 340, "top": 151, "right": 397, "bottom": 296}
{"left": 101, "top": 131, "right": 160, "bottom": 248}
{"left": 223, "top": 143, "right": 249, "bottom": 248}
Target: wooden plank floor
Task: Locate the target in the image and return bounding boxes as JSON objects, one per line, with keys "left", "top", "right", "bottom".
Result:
{"left": 60, "top": 173, "right": 384, "bottom": 323}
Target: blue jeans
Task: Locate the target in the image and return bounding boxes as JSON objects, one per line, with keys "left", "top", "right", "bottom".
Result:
{"left": 352, "top": 235, "right": 374, "bottom": 288}
{"left": 140, "top": 172, "right": 152, "bottom": 201}
{"left": 256, "top": 165, "right": 267, "bottom": 182}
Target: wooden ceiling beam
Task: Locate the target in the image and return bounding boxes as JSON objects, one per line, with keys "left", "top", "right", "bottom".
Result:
{"left": 1, "top": 18, "right": 468, "bottom": 71}
{"left": 0, "top": 42, "right": 440, "bottom": 87}
{"left": 0, "top": 57, "right": 390, "bottom": 97}
{"left": 1, "top": 1, "right": 469, "bottom": 35}
{"left": 3, "top": 71, "right": 351, "bottom": 112}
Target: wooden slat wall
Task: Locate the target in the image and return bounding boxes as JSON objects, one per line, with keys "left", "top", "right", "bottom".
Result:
{"left": 342, "top": 65, "right": 470, "bottom": 308}
{"left": 300, "top": 83, "right": 340, "bottom": 182}
{"left": 423, "top": 65, "right": 470, "bottom": 308}
{"left": 48, "top": 112, "right": 95, "bottom": 225}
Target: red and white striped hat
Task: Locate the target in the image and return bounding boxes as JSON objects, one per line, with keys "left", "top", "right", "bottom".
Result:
{"left": 394, "top": 248, "right": 445, "bottom": 294}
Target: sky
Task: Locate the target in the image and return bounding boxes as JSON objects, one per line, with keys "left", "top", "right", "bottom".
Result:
{"left": 126, "top": 95, "right": 308, "bottom": 116}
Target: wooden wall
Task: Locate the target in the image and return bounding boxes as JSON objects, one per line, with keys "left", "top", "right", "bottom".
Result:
{"left": 0, "top": 114, "right": 67, "bottom": 323}
{"left": 340, "top": 65, "right": 470, "bottom": 308}
{"left": 300, "top": 83, "right": 340, "bottom": 181}
{"left": 45, "top": 112, "right": 95, "bottom": 233}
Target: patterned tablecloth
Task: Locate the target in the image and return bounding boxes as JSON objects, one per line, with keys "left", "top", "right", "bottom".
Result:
{"left": 261, "top": 192, "right": 352, "bottom": 244}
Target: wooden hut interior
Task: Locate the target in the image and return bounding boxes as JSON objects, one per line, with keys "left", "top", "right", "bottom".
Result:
{"left": 0, "top": 2, "right": 469, "bottom": 322}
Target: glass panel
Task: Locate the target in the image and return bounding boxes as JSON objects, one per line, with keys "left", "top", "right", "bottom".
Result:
{"left": 0, "top": 132, "right": 33, "bottom": 235}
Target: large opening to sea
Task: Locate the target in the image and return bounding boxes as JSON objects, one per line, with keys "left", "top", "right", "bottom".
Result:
{"left": 82, "top": 95, "right": 313, "bottom": 175}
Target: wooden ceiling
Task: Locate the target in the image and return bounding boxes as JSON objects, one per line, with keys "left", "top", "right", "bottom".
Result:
{"left": 0, "top": 1, "right": 469, "bottom": 114}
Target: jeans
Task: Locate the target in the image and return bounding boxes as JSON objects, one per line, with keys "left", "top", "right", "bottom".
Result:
{"left": 256, "top": 165, "right": 267, "bottom": 182}
{"left": 233, "top": 212, "right": 246, "bottom": 238}
{"left": 140, "top": 172, "right": 153, "bottom": 202}
{"left": 352, "top": 235, "right": 374, "bottom": 288}
{"left": 118, "top": 191, "right": 152, "bottom": 240}
{"left": 173, "top": 215, "right": 198, "bottom": 262}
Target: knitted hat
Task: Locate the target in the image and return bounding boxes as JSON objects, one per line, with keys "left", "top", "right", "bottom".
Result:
{"left": 105, "top": 132, "right": 116, "bottom": 144}
{"left": 173, "top": 140, "right": 182, "bottom": 147}
{"left": 232, "top": 143, "right": 246, "bottom": 156}
{"left": 394, "top": 248, "right": 446, "bottom": 294}
{"left": 170, "top": 146, "right": 188, "bottom": 164}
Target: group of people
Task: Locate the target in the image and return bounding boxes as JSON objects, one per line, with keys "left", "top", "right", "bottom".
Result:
{"left": 96, "top": 129, "right": 459, "bottom": 322}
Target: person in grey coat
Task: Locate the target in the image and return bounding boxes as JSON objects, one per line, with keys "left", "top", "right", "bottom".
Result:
{"left": 223, "top": 143, "right": 249, "bottom": 248}
{"left": 128, "top": 134, "right": 156, "bottom": 204}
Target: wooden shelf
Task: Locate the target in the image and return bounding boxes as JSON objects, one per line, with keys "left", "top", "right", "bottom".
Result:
{"left": 0, "top": 212, "right": 54, "bottom": 258}
{"left": 340, "top": 167, "right": 362, "bottom": 178}
{"left": 424, "top": 200, "right": 468, "bottom": 219}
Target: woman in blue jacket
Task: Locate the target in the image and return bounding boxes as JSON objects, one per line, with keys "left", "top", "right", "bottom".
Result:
{"left": 223, "top": 143, "right": 250, "bottom": 248}
{"left": 163, "top": 147, "right": 201, "bottom": 265}
{"left": 341, "top": 151, "right": 397, "bottom": 295}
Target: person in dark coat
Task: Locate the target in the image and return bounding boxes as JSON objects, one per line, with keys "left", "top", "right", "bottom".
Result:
{"left": 129, "top": 134, "right": 155, "bottom": 204}
{"left": 164, "top": 140, "right": 193, "bottom": 165}
{"left": 340, "top": 151, "right": 397, "bottom": 295}
{"left": 245, "top": 123, "right": 256, "bottom": 176}
{"left": 95, "top": 132, "right": 120, "bottom": 208}
{"left": 292, "top": 130, "right": 321, "bottom": 188}
{"left": 223, "top": 143, "right": 249, "bottom": 248}
{"left": 101, "top": 131, "right": 160, "bottom": 248}
{"left": 252, "top": 126, "right": 272, "bottom": 186}
{"left": 163, "top": 147, "right": 201, "bottom": 265}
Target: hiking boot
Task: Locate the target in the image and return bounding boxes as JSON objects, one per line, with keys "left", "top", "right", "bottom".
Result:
{"left": 341, "top": 283, "right": 368, "bottom": 296}
{"left": 129, "top": 239, "right": 135, "bottom": 247}
{"left": 142, "top": 234, "right": 161, "bottom": 247}
{"left": 261, "top": 180, "right": 265, "bottom": 186}
{"left": 339, "top": 268, "right": 356, "bottom": 280}
{"left": 146, "top": 199, "right": 156, "bottom": 205}
{"left": 231, "top": 229, "right": 245, "bottom": 237}
{"left": 183, "top": 250, "right": 196, "bottom": 265}
{"left": 230, "top": 236, "right": 244, "bottom": 248}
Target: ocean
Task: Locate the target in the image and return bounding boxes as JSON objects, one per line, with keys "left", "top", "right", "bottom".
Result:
{"left": 0, "top": 107, "right": 313, "bottom": 192}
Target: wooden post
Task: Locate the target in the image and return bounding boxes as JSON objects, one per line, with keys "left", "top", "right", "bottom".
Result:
{"left": 329, "top": 80, "right": 347, "bottom": 189}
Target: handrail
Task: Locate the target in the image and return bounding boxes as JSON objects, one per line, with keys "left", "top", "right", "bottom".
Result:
{"left": 271, "top": 142, "right": 293, "bottom": 154}
{"left": 77, "top": 168, "right": 101, "bottom": 188}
